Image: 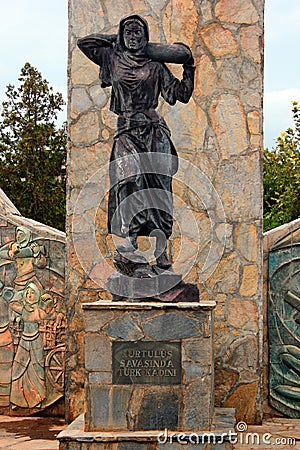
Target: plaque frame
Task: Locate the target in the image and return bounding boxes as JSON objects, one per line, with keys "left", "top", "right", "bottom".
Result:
{"left": 112, "top": 341, "right": 182, "bottom": 385}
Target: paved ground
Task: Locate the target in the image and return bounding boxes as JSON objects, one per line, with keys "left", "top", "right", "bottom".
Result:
{"left": 232, "top": 418, "right": 300, "bottom": 449}
{"left": 0, "top": 415, "right": 299, "bottom": 449}
{"left": 0, "top": 415, "right": 65, "bottom": 450}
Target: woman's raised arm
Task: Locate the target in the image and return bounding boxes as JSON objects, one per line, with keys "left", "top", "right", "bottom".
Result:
{"left": 77, "top": 34, "right": 117, "bottom": 65}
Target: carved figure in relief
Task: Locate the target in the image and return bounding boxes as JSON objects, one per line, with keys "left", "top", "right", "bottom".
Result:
{"left": 0, "top": 226, "right": 46, "bottom": 291}
{"left": 78, "top": 15, "right": 195, "bottom": 271}
{"left": 9, "top": 282, "right": 56, "bottom": 409}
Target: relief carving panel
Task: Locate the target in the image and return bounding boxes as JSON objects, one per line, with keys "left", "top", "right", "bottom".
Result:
{"left": 268, "top": 227, "right": 300, "bottom": 417}
{"left": 0, "top": 222, "right": 65, "bottom": 414}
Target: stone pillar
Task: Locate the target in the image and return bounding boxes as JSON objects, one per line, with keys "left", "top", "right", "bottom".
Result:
{"left": 67, "top": 0, "right": 264, "bottom": 423}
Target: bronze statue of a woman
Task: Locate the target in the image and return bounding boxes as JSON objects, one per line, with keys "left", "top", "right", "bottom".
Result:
{"left": 78, "top": 14, "right": 195, "bottom": 271}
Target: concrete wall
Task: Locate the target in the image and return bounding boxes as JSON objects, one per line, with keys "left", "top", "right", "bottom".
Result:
{"left": 67, "top": 0, "right": 264, "bottom": 423}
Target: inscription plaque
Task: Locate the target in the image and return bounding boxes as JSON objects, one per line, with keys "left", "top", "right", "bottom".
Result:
{"left": 112, "top": 341, "right": 181, "bottom": 385}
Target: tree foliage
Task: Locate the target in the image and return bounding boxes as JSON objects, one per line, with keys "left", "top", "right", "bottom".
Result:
{"left": 0, "top": 62, "right": 66, "bottom": 230}
{"left": 264, "top": 101, "right": 300, "bottom": 231}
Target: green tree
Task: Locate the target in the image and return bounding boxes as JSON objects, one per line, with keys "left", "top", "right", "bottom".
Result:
{"left": 264, "top": 101, "right": 300, "bottom": 231}
{"left": 0, "top": 62, "right": 66, "bottom": 230}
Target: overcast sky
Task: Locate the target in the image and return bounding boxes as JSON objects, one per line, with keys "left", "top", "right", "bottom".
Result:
{"left": 0, "top": 0, "right": 299, "bottom": 149}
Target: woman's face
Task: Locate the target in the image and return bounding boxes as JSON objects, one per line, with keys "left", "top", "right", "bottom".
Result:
{"left": 123, "top": 22, "right": 147, "bottom": 52}
{"left": 16, "top": 230, "right": 25, "bottom": 244}
{"left": 25, "top": 287, "right": 36, "bottom": 304}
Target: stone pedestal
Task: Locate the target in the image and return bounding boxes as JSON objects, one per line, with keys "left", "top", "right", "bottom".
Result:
{"left": 83, "top": 301, "right": 215, "bottom": 432}
{"left": 58, "top": 410, "right": 235, "bottom": 449}
{"left": 57, "top": 300, "right": 238, "bottom": 449}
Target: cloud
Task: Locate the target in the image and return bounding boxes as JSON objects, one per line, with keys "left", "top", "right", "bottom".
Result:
{"left": 264, "top": 88, "right": 300, "bottom": 148}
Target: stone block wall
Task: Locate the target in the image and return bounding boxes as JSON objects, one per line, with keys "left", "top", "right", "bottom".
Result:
{"left": 67, "top": 0, "right": 264, "bottom": 423}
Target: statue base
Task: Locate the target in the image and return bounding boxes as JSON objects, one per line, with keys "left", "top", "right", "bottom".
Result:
{"left": 58, "top": 409, "right": 236, "bottom": 449}
{"left": 58, "top": 300, "right": 236, "bottom": 449}
{"left": 107, "top": 250, "right": 199, "bottom": 302}
{"left": 83, "top": 300, "right": 215, "bottom": 432}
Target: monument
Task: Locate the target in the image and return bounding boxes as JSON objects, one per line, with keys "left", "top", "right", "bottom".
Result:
{"left": 59, "top": 12, "right": 224, "bottom": 447}
{"left": 61, "top": 0, "right": 264, "bottom": 446}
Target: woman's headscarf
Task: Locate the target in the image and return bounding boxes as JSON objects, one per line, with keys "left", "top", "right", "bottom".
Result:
{"left": 117, "top": 14, "right": 149, "bottom": 50}
{"left": 23, "top": 282, "right": 41, "bottom": 305}
{"left": 16, "top": 226, "right": 31, "bottom": 248}
{"left": 100, "top": 15, "right": 150, "bottom": 89}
